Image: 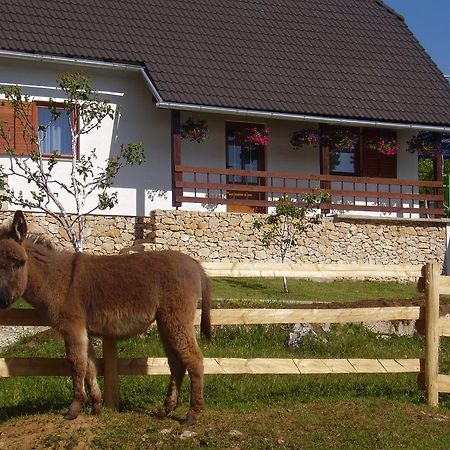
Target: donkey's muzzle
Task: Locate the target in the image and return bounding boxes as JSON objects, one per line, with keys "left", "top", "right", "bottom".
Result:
{"left": 0, "top": 287, "right": 14, "bottom": 309}
{"left": 0, "top": 298, "right": 13, "bottom": 309}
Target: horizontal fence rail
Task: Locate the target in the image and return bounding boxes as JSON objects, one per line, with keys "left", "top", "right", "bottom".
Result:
{"left": 202, "top": 262, "right": 423, "bottom": 279}
{"left": 175, "top": 165, "right": 444, "bottom": 217}
{"left": 0, "top": 357, "right": 421, "bottom": 377}
{"left": 0, "top": 262, "right": 449, "bottom": 409}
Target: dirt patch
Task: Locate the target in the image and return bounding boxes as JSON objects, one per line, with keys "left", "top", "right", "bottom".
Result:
{"left": 1, "top": 402, "right": 449, "bottom": 450}
{"left": 0, "top": 414, "right": 100, "bottom": 450}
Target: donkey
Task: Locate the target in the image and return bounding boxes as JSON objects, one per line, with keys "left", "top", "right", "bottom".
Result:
{"left": 0, "top": 211, "right": 212, "bottom": 425}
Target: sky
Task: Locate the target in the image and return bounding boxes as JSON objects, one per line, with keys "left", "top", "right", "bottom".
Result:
{"left": 384, "top": 0, "right": 450, "bottom": 76}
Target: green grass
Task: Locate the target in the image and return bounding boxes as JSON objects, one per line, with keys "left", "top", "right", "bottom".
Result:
{"left": 1, "top": 324, "right": 449, "bottom": 416}
{"left": 11, "top": 278, "right": 422, "bottom": 310}
{"left": 1, "top": 279, "right": 449, "bottom": 449}
{"left": 0, "top": 325, "right": 449, "bottom": 449}
{"left": 211, "top": 277, "right": 422, "bottom": 302}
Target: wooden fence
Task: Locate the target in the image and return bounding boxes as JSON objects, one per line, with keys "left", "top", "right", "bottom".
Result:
{"left": 174, "top": 165, "right": 445, "bottom": 217}
{"left": 0, "top": 262, "right": 449, "bottom": 409}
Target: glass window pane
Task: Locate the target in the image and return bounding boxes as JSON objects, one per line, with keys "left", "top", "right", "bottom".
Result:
{"left": 226, "top": 125, "right": 263, "bottom": 184}
{"left": 330, "top": 148, "right": 356, "bottom": 174}
{"left": 38, "top": 107, "right": 72, "bottom": 155}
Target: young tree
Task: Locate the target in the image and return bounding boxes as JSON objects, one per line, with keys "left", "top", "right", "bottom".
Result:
{"left": 253, "top": 192, "right": 330, "bottom": 293}
{"left": 0, "top": 73, "right": 145, "bottom": 252}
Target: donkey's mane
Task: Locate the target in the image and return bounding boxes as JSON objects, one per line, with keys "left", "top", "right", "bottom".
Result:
{"left": 0, "top": 218, "right": 57, "bottom": 251}
{"left": 27, "top": 234, "right": 55, "bottom": 250}
{"left": 0, "top": 219, "right": 13, "bottom": 239}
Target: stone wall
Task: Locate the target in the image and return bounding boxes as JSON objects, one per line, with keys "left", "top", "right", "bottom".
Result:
{"left": 0, "top": 211, "right": 152, "bottom": 254}
{"left": 134, "top": 210, "right": 448, "bottom": 267}
{"left": 0, "top": 210, "right": 447, "bottom": 269}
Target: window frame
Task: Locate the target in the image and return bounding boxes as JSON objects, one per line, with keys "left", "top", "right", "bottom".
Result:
{"left": 36, "top": 101, "right": 79, "bottom": 160}
{"left": 328, "top": 127, "right": 361, "bottom": 177}
{"left": 225, "top": 121, "right": 266, "bottom": 185}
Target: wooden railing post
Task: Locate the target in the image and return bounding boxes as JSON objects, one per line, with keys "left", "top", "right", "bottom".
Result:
{"left": 103, "top": 337, "right": 119, "bottom": 409}
{"left": 171, "top": 110, "right": 182, "bottom": 208}
{"left": 424, "top": 262, "right": 440, "bottom": 407}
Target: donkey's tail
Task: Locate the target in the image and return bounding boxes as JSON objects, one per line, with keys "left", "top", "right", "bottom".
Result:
{"left": 200, "top": 269, "right": 212, "bottom": 340}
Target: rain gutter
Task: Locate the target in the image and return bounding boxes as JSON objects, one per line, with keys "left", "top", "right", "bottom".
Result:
{"left": 155, "top": 101, "right": 450, "bottom": 132}
{"left": 1, "top": 50, "right": 449, "bottom": 133}
{"left": 0, "top": 50, "right": 164, "bottom": 102}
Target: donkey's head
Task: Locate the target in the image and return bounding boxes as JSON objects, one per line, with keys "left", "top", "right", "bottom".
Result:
{"left": 0, "top": 211, "right": 29, "bottom": 309}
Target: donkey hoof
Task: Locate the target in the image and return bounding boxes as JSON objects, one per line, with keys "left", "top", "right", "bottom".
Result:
{"left": 181, "top": 412, "right": 197, "bottom": 427}
{"left": 157, "top": 407, "right": 168, "bottom": 419}
{"left": 92, "top": 404, "right": 103, "bottom": 415}
{"left": 64, "top": 411, "right": 79, "bottom": 420}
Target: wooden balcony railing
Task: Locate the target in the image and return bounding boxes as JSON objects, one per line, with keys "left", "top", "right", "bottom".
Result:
{"left": 175, "top": 165, "right": 445, "bottom": 217}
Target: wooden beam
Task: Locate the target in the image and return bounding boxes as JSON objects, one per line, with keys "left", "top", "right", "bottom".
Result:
{"left": 0, "top": 309, "right": 48, "bottom": 326}
{"left": 193, "top": 307, "right": 422, "bottom": 325}
{"left": 439, "top": 317, "right": 450, "bottom": 337}
{"left": 103, "top": 338, "right": 119, "bottom": 409}
{"left": 0, "top": 305, "right": 423, "bottom": 328}
{"left": 319, "top": 124, "right": 330, "bottom": 214}
{"left": 0, "top": 358, "right": 71, "bottom": 377}
{"left": 171, "top": 109, "right": 182, "bottom": 207}
{"left": 0, "top": 357, "right": 421, "bottom": 377}
{"left": 437, "top": 374, "right": 450, "bottom": 393}
{"left": 438, "top": 275, "right": 450, "bottom": 295}
{"left": 202, "top": 262, "right": 422, "bottom": 279}
{"left": 424, "top": 262, "right": 440, "bottom": 407}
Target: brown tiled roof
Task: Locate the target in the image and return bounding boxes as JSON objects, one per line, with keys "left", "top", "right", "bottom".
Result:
{"left": 1, "top": 0, "right": 450, "bottom": 126}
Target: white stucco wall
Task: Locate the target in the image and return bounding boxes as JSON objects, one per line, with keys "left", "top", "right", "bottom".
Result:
{"left": 0, "top": 57, "right": 419, "bottom": 218}
{"left": 0, "top": 58, "right": 173, "bottom": 216}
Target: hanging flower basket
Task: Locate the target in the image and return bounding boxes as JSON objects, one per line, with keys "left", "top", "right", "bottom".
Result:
{"left": 367, "top": 136, "right": 399, "bottom": 156}
{"left": 181, "top": 118, "right": 208, "bottom": 143}
{"left": 325, "top": 130, "right": 359, "bottom": 152}
{"left": 240, "top": 127, "right": 270, "bottom": 147}
{"left": 407, "top": 133, "right": 442, "bottom": 157}
{"left": 289, "top": 128, "right": 321, "bottom": 149}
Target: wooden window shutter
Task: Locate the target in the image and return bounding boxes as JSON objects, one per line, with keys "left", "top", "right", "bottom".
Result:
{"left": 0, "top": 99, "right": 37, "bottom": 155}
{"left": 362, "top": 128, "right": 397, "bottom": 178}
{"left": 14, "top": 101, "right": 38, "bottom": 155}
{"left": 0, "top": 99, "right": 15, "bottom": 153}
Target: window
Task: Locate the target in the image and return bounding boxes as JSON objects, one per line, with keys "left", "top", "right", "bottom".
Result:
{"left": 0, "top": 100, "right": 74, "bottom": 157}
{"left": 37, "top": 106, "right": 73, "bottom": 156}
{"left": 226, "top": 122, "right": 265, "bottom": 184}
{"left": 362, "top": 129, "right": 397, "bottom": 178}
{"left": 328, "top": 128, "right": 359, "bottom": 176}
{"left": 330, "top": 147, "right": 357, "bottom": 175}
{"left": 327, "top": 127, "right": 397, "bottom": 178}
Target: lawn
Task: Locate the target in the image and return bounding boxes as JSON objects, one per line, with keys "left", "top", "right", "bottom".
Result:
{"left": 211, "top": 277, "right": 422, "bottom": 303}
{"left": 1, "top": 279, "right": 449, "bottom": 449}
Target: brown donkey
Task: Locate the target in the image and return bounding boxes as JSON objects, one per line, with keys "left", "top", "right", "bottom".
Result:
{"left": 0, "top": 211, "right": 211, "bottom": 425}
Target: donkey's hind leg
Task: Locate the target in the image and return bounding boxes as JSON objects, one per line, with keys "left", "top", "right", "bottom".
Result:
{"left": 86, "top": 339, "right": 102, "bottom": 415}
{"left": 63, "top": 328, "right": 89, "bottom": 420}
{"left": 157, "top": 312, "right": 205, "bottom": 426}
{"left": 157, "top": 320, "right": 186, "bottom": 418}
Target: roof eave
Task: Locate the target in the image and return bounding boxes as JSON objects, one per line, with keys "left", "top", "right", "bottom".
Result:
{"left": 1, "top": 50, "right": 449, "bottom": 132}
{"left": 156, "top": 101, "right": 450, "bottom": 133}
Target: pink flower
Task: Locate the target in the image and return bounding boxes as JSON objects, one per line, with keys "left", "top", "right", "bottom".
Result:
{"left": 241, "top": 127, "right": 270, "bottom": 147}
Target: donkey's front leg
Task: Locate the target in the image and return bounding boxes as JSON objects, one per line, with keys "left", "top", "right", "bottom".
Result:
{"left": 63, "top": 328, "right": 89, "bottom": 420}
{"left": 86, "top": 339, "right": 102, "bottom": 415}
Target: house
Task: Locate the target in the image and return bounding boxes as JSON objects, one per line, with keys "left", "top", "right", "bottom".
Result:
{"left": 1, "top": 0, "right": 450, "bottom": 224}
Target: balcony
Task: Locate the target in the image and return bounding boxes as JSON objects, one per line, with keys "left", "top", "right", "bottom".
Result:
{"left": 174, "top": 165, "right": 444, "bottom": 218}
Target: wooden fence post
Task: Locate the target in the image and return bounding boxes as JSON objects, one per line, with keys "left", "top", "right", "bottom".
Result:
{"left": 103, "top": 337, "right": 119, "bottom": 409}
{"left": 424, "top": 262, "right": 440, "bottom": 407}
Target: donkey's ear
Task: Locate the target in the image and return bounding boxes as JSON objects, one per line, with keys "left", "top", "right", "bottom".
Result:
{"left": 12, "top": 211, "right": 27, "bottom": 243}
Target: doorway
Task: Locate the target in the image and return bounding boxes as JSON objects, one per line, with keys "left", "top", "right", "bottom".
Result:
{"left": 225, "top": 122, "right": 266, "bottom": 213}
